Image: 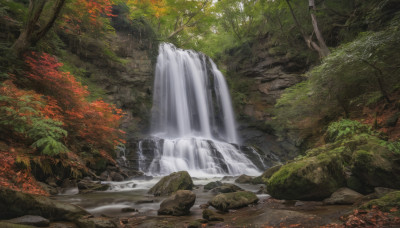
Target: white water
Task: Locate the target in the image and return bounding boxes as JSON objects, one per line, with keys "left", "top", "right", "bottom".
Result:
{"left": 138, "top": 43, "right": 262, "bottom": 177}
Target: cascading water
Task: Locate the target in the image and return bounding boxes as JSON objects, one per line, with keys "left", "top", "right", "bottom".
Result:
{"left": 138, "top": 43, "right": 263, "bottom": 177}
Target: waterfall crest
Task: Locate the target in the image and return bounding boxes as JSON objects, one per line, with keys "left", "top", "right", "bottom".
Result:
{"left": 138, "top": 43, "right": 262, "bottom": 177}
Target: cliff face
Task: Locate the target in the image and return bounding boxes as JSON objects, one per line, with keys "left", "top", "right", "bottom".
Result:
{"left": 221, "top": 35, "right": 315, "bottom": 161}
{"left": 59, "top": 21, "right": 157, "bottom": 139}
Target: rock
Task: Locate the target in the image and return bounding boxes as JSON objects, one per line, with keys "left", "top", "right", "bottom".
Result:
{"left": 251, "top": 176, "right": 264, "bottom": 185}
{"left": 158, "top": 190, "right": 196, "bottom": 216}
{"left": 121, "top": 207, "right": 138, "bottom": 212}
{"left": 62, "top": 179, "right": 77, "bottom": 189}
{"left": 0, "top": 187, "right": 90, "bottom": 221}
{"left": 323, "top": 187, "right": 364, "bottom": 205}
{"left": 204, "top": 181, "right": 222, "bottom": 191}
{"left": 235, "top": 174, "right": 254, "bottom": 184}
{"left": 199, "top": 204, "right": 209, "bottom": 209}
{"left": 148, "top": 171, "right": 193, "bottom": 196}
{"left": 77, "top": 180, "right": 110, "bottom": 194}
{"left": 294, "top": 201, "right": 304, "bottom": 207}
{"left": 38, "top": 182, "right": 59, "bottom": 195}
{"left": 99, "top": 171, "right": 110, "bottom": 181}
{"left": 208, "top": 191, "right": 259, "bottom": 212}
{"left": 221, "top": 176, "right": 235, "bottom": 181}
{"left": 110, "top": 172, "right": 124, "bottom": 182}
{"left": 46, "top": 177, "right": 58, "bottom": 187}
{"left": 211, "top": 184, "right": 243, "bottom": 193}
{"left": 258, "top": 165, "right": 282, "bottom": 184}
{"left": 7, "top": 215, "right": 49, "bottom": 227}
{"left": 267, "top": 155, "right": 346, "bottom": 200}
{"left": 374, "top": 187, "right": 397, "bottom": 198}
{"left": 135, "top": 199, "right": 154, "bottom": 204}
{"left": 256, "top": 186, "right": 267, "bottom": 194}
{"left": 188, "top": 219, "right": 207, "bottom": 228}
{"left": 202, "top": 209, "right": 224, "bottom": 221}
{"left": 0, "top": 222, "right": 36, "bottom": 228}
{"left": 76, "top": 216, "right": 116, "bottom": 228}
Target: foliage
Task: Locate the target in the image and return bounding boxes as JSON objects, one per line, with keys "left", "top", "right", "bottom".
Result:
{"left": 24, "top": 52, "right": 125, "bottom": 156}
{"left": 0, "top": 80, "right": 68, "bottom": 156}
{"left": 326, "top": 119, "right": 376, "bottom": 143}
{"left": 274, "top": 25, "right": 400, "bottom": 139}
{"left": 60, "top": 0, "right": 116, "bottom": 36}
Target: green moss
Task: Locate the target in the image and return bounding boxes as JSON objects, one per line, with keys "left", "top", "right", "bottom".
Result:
{"left": 0, "top": 222, "right": 36, "bottom": 228}
{"left": 360, "top": 191, "right": 400, "bottom": 215}
{"left": 148, "top": 171, "right": 194, "bottom": 196}
{"left": 208, "top": 191, "right": 259, "bottom": 212}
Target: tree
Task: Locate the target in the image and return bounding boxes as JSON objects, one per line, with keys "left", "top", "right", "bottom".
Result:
{"left": 11, "top": 0, "right": 66, "bottom": 57}
{"left": 285, "top": 0, "right": 330, "bottom": 58}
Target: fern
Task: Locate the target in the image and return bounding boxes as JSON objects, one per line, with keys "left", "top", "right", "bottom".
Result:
{"left": 326, "top": 119, "right": 376, "bottom": 142}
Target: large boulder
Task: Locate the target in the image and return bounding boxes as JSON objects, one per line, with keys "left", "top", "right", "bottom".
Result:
{"left": 148, "top": 171, "right": 193, "bottom": 196}
{"left": 323, "top": 187, "right": 363, "bottom": 205}
{"left": 235, "top": 174, "right": 253, "bottom": 184}
{"left": 0, "top": 187, "right": 89, "bottom": 221}
{"left": 158, "top": 190, "right": 196, "bottom": 216}
{"left": 208, "top": 191, "right": 259, "bottom": 212}
{"left": 267, "top": 153, "right": 346, "bottom": 200}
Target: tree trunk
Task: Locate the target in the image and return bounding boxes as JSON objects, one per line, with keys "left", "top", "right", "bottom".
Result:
{"left": 285, "top": 0, "right": 330, "bottom": 58}
{"left": 308, "top": 0, "right": 330, "bottom": 57}
{"left": 11, "top": 0, "right": 66, "bottom": 57}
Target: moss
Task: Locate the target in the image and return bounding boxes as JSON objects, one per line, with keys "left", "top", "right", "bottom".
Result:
{"left": 148, "top": 171, "right": 193, "bottom": 196}
{"left": 0, "top": 222, "right": 36, "bottom": 228}
{"left": 208, "top": 191, "right": 259, "bottom": 212}
{"left": 360, "top": 191, "right": 400, "bottom": 215}
{"left": 267, "top": 154, "right": 346, "bottom": 200}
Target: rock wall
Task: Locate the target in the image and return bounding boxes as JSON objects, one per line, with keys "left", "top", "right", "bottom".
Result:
{"left": 221, "top": 35, "right": 315, "bottom": 161}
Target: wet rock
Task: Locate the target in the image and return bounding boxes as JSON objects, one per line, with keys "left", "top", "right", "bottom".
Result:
{"left": 77, "top": 180, "right": 110, "bottom": 194}
{"left": 374, "top": 187, "right": 397, "bottom": 198}
{"left": 256, "top": 186, "right": 267, "bottom": 194}
{"left": 110, "top": 172, "right": 124, "bottom": 182}
{"left": 294, "top": 201, "right": 304, "bottom": 207}
{"left": 7, "top": 215, "right": 49, "bottom": 227}
{"left": 121, "top": 207, "right": 138, "bottom": 212}
{"left": 199, "top": 204, "right": 209, "bottom": 209}
{"left": 221, "top": 176, "right": 235, "bottom": 181}
{"left": 204, "top": 181, "right": 222, "bottom": 191}
{"left": 235, "top": 174, "right": 253, "bottom": 184}
{"left": 99, "top": 171, "right": 110, "bottom": 181}
{"left": 0, "top": 187, "right": 90, "bottom": 221}
{"left": 62, "top": 179, "right": 77, "bottom": 189}
{"left": 46, "top": 177, "right": 58, "bottom": 187}
{"left": 211, "top": 183, "right": 243, "bottom": 193}
{"left": 38, "top": 182, "right": 58, "bottom": 195}
{"left": 76, "top": 216, "right": 116, "bottom": 228}
{"left": 323, "top": 187, "right": 364, "bottom": 205}
{"left": 158, "top": 190, "right": 196, "bottom": 216}
{"left": 208, "top": 191, "right": 259, "bottom": 212}
{"left": 202, "top": 209, "right": 224, "bottom": 221}
{"left": 135, "top": 199, "right": 154, "bottom": 204}
{"left": 148, "top": 171, "right": 193, "bottom": 196}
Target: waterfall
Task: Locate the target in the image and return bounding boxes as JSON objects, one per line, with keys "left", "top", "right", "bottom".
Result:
{"left": 138, "top": 43, "right": 263, "bottom": 177}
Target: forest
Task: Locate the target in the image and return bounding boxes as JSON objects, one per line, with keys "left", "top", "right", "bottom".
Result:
{"left": 0, "top": 0, "right": 399, "bottom": 227}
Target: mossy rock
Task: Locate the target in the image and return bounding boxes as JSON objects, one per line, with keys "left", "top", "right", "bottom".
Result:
{"left": 208, "top": 191, "right": 259, "bottom": 212}
{"left": 148, "top": 171, "right": 193, "bottom": 196}
{"left": 257, "top": 165, "right": 282, "bottom": 185}
{"left": 204, "top": 181, "right": 222, "bottom": 191}
{"left": 211, "top": 183, "right": 243, "bottom": 193}
{"left": 234, "top": 174, "right": 253, "bottom": 184}
{"left": 202, "top": 209, "right": 223, "bottom": 221}
{"left": 267, "top": 153, "right": 346, "bottom": 200}
{"left": 360, "top": 191, "right": 400, "bottom": 215}
{"left": 0, "top": 187, "right": 90, "bottom": 221}
{"left": 350, "top": 139, "right": 400, "bottom": 191}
